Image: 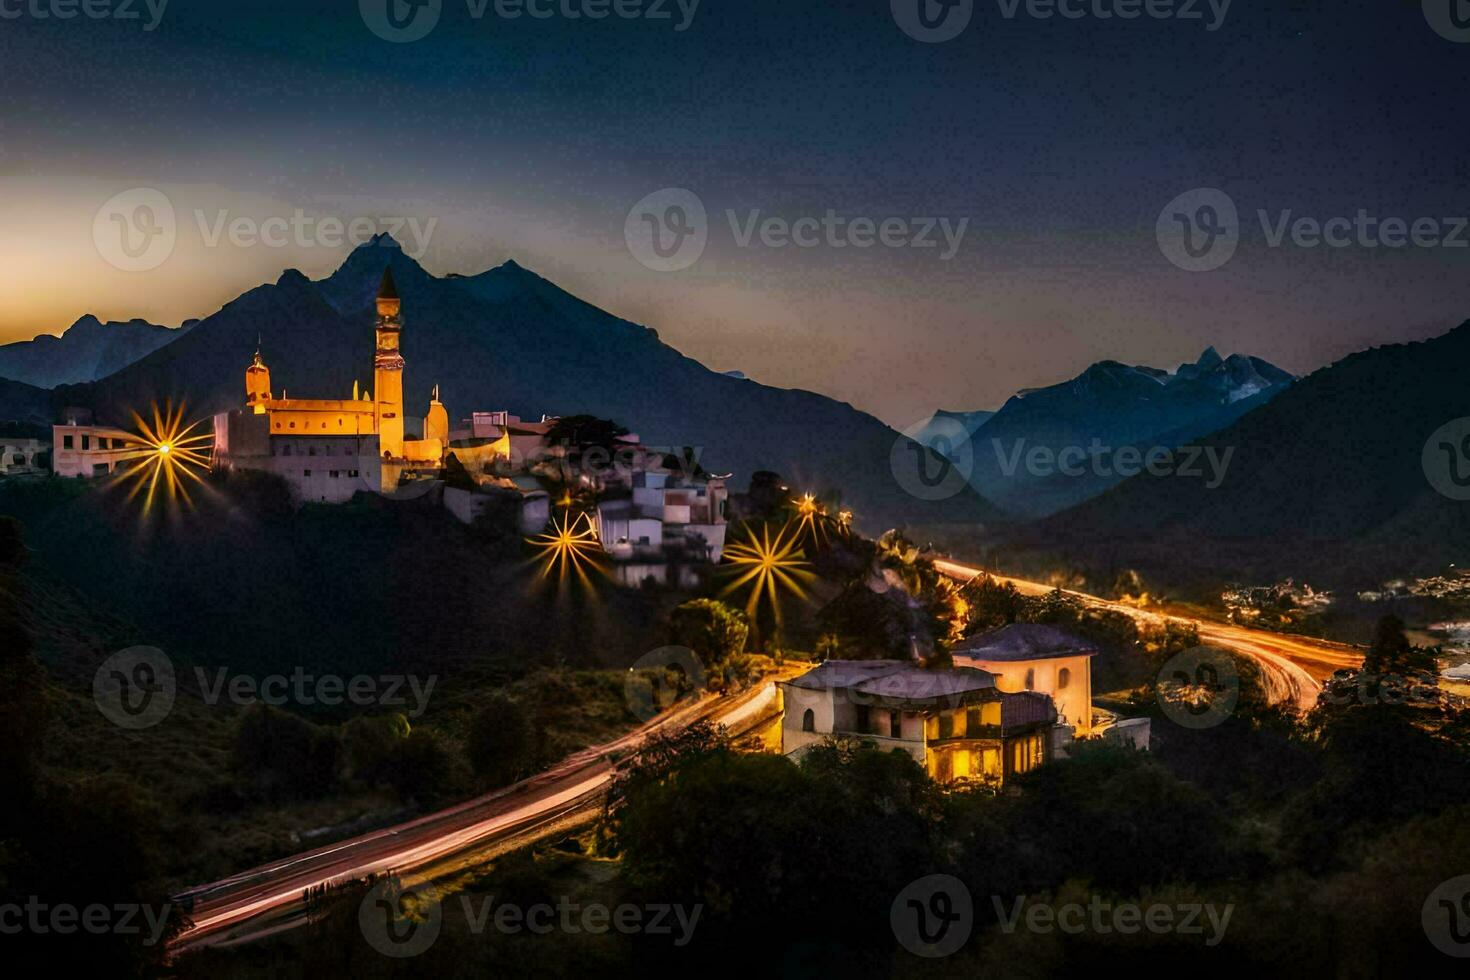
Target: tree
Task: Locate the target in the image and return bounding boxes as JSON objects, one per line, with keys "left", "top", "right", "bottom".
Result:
{"left": 1361, "top": 614, "right": 1436, "bottom": 677}
{"left": 341, "top": 712, "right": 411, "bottom": 783}
{"left": 669, "top": 599, "right": 748, "bottom": 667}
{"left": 544, "top": 415, "right": 629, "bottom": 454}
{"left": 465, "top": 694, "right": 538, "bottom": 787}
{"left": 384, "top": 728, "right": 467, "bottom": 804}
{"left": 959, "top": 573, "right": 1024, "bottom": 634}
{"left": 231, "top": 703, "right": 340, "bottom": 797}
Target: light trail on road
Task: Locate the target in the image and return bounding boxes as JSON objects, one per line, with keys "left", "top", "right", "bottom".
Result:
{"left": 171, "top": 674, "right": 788, "bottom": 955}
{"left": 933, "top": 559, "right": 1362, "bottom": 713}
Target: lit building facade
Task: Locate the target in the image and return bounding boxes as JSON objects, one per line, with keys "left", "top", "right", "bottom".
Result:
{"left": 778, "top": 660, "right": 1058, "bottom": 786}
{"left": 52, "top": 408, "right": 144, "bottom": 479}
{"left": 213, "top": 269, "right": 449, "bottom": 502}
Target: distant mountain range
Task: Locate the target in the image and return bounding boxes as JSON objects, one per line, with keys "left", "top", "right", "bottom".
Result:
{"left": 928, "top": 348, "right": 1296, "bottom": 519}
{"left": 1025, "top": 322, "right": 1470, "bottom": 590}
{"left": 0, "top": 315, "right": 190, "bottom": 388}
{"left": 48, "top": 237, "right": 1002, "bottom": 531}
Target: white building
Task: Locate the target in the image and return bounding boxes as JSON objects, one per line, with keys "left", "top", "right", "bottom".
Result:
{"left": 52, "top": 409, "right": 144, "bottom": 479}
{"left": 0, "top": 437, "right": 46, "bottom": 476}
{"left": 779, "top": 660, "right": 1059, "bottom": 785}
{"left": 596, "top": 470, "right": 728, "bottom": 564}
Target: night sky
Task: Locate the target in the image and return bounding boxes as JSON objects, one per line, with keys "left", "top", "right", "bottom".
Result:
{"left": 2, "top": 0, "right": 1467, "bottom": 427}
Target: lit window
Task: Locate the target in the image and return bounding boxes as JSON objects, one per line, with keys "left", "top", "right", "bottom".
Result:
{"left": 1025, "top": 668, "right": 1035, "bottom": 691}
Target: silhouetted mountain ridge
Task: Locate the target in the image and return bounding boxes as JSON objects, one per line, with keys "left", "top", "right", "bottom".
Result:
{"left": 55, "top": 237, "right": 1003, "bottom": 530}
{"left": 1031, "top": 321, "right": 1470, "bottom": 587}
{"left": 955, "top": 347, "right": 1296, "bottom": 518}
{"left": 0, "top": 315, "right": 188, "bottom": 388}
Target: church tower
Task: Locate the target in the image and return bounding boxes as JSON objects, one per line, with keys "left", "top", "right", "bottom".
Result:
{"left": 246, "top": 342, "right": 272, "bottom": 413}
{"left": 425, "top": 384, "right": 449, "bottom": 446}
{"left": 374, "top": 268, "right": 405, "bottom": 459}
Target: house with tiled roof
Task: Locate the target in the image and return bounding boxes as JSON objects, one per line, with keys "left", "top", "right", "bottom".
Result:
{"left": 778, "top": 660, "right": 1058, "bottom": 785}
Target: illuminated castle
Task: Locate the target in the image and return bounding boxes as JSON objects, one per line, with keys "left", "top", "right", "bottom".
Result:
{"left": 213, "top": 268, "right": 450, "bottom": 502}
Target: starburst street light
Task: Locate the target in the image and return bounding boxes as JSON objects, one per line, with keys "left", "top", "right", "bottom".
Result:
{"left": 720, "top": 520, "right": 815, "bottom": 628}
{"left": 528, "top": 511, "right": 605, "bottom": 587}
{"left": 793, "top": 491, "right": 830, "bottom": 547}
{"left": 110, "top": 401, "right": 213, "bottom": 514}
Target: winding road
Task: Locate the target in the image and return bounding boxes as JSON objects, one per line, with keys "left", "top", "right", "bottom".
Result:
{"left": 171, "top": 563, "right": 1361, "bottom": 957}
{"left": 934, "top": 559, "right": 1363, "bottom": 712}
{"left": 170, "top": 671, "right": 790, "bottom": 955}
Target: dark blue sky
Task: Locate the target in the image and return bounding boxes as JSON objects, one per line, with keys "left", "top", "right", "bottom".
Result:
{"left": 2, "top": 0, "right": 1467, "bottom": 425}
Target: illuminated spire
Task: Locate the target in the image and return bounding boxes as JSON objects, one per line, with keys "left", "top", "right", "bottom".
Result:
{"left": 378, "top": 267, "right": 399, "bottom": 301}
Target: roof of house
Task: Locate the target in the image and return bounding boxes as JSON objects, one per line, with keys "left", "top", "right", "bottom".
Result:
{"left": 787, "top": 659, "right": 911, "bottom": 691}
{"left": 952, "top": 624, "right": 1097, "bottom": 663}
{"left": 787, "top": 660, "right": 998, "bottom": 708}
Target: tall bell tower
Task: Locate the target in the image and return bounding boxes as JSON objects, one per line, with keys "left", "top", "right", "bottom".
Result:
{"left": 374, "top": 268, "right": 405, "bottom": 459}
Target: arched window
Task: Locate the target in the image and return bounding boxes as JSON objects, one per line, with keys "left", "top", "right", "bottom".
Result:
{"left": 801, "top": 709, "right": 815, "bottom": 733}
{"left": 1058, "top": 667, "right": 1071, "bottom": 690}
{"left": 1024, "top": 668, "right": 1035, "bottom": 691}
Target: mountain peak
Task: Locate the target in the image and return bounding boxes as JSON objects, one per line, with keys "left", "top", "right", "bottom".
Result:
{"left": 1196, "top": 346, "right": 1223, "bottom": 370}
